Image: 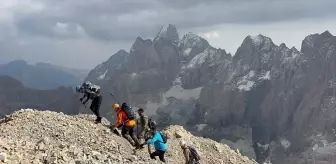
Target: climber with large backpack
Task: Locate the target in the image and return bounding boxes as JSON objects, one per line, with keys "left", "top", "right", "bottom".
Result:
{"left": 180, "top": 140, "right": 201, "bottom": 164}
{"left": 139, "top": 123, "right": 167, "bottom": 162}
{"left": 76, "top": 81, "right": 100, "bottom": 106}
{"left": 111, "top": 103, "right": 140, "bottom": 149}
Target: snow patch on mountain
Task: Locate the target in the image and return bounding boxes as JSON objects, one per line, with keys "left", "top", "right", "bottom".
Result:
{"left": 237, "top": 70, "right": 256, "bottom": 91}
{"left": 238, "top": 81, "right": 255, "bottom": 91}
{"left": 185, "top": 47, "right": 221, "bottom": 68}
{"left": 97, "top": 69, "right": 108, "bottom": 80}
{"left": 179, "top": 32, "right": 210, "bottom": 48}
{"left": 196, "top": 124, "right": 207, "bottom": 131}
{"left": 181, "top": 33, "right": 202, "bottom": 47}
{"left": 131, "top": 73, "right": 137, "bottom": 79}
{"left": 257, "top": 143, "right": 269, "bottom": 150}
{"left": 145, "top": 77, "right": 202, "bottom": 116}
{"left": 157, "top": 25, "right": 169, "bottom": 38}
{"left": 280, "top": 139, "right": 291, "bottom": 149}
{"left": 164, "top": 83, "right": 202, "bottom": 101}
{"left": 250, "top": 35, "right": 263, "bottom": 46}
{"left": 184, "top": 48, "right": 192, "bottom": 56}
{"left": 259, "top": 71, "right": 271, "bottom": 80}
{"left": 186, "top": 51, "right": 208, "bottom": 68}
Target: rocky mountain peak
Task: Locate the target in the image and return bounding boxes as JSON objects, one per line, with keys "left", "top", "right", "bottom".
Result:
{"left": 234, "top": 34, "right": 275, "bottom": 66}
{"left": 131, "top": 36, "right": 153, "bottom": 51}
{"left": 154, "top": 24, "right": 179, "bottom": 41}
{"left": 279, "top": 43, "right": 287, "bottom": 48}
{"left": 180, "top": 32, "right": 210, "bottom": 49}
{"left": 105, "top": 50, "right": 129, "bottom": 65}
{"left": 0, "top": 109, "right": 255, "bottom": 164}
{"left": 290, "top": 46, "right": 299, "bottom": 52}
{"left": 115, "top": 49, "right": 128, "bottom": 55}
{"left": 246, "top": 34, "right": 274, "bottom": 49}
{"left": 301, "top": 31, "right": 335, "bottom": 52}
{"left": 320, "top": 30, "right": 333, "bottom": 38}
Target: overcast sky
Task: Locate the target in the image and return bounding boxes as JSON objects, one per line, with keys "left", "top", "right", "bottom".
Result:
{"left": 0, "top": 0, "right": 336, "bottom": 69}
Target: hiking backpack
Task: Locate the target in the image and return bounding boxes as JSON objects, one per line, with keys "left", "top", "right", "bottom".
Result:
{"left": 188, "top": 146, "right": 201, "bottom": 161}
{"left": 159, "top": 132, "right": 167, "bottom": 144}
{"left": 121, "top": 103, "right": 136, "bottom": 120}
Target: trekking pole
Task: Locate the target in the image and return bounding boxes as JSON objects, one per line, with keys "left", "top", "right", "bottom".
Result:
{"left": 109, "top": 93, "right": 120, "bottom": 104}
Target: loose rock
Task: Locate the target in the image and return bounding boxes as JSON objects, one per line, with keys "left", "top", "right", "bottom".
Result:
{"left": 0, "top": 110, "right": 255, "bottom": 164}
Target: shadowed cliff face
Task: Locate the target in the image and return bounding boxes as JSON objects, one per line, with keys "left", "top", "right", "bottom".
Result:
{"left": 0, "top": 76, "right": 81, "bottom": 118}
{"left": 85, "top": 26, "right": 336, "bottom": 163}
{"left": 195, "top": 31, "right": 336, "bottom": 163}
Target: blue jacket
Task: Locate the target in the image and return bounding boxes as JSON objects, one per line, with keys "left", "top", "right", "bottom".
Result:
{"left": 146, "top": 131, "right": 167, "bottom": 151}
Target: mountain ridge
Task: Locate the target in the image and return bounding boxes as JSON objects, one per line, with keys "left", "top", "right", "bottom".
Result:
{"left": 0, "top": 75, "right": 81, "bottom": 118}
{"left": 0, "top": 60, "right": 86, "bottom": 90}
{"left": 85, "top": 25, "right": 335, "bottom": 164}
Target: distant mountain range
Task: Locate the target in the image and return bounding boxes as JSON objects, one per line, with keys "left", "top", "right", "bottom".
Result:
{"left": 0, "top": 75, "right": 82, "bottom": 118}
{"left": 85, "top": 24, "right": 336, "bottom": 164}
{"left": 0, "top": 60, "right": 89, "bottom": 90}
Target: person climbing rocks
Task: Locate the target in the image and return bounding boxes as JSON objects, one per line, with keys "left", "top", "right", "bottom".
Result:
{"left": 140, "top": 124, "right": 167, "bottom": 162}
{"left": 89, "top": 88, "right": 102, "bottom": 123}
{"left": 82, "top": 85, "right": 100, "bottom": 106}
{"left": 180, "top": 140, "right": 201, "bottom": 164}
{"left": 111, "top": 103, "right": 141, "bottom": 149}
{"left": 136, "top": 108, "right": 149, "bottom": 142}
{"left": 76, "top": 81, "right": 100, "bottom": 106}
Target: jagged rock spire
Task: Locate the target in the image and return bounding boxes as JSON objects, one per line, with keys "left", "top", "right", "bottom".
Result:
{"left": 154, "top": 24, "right": 179, "bottom": 41}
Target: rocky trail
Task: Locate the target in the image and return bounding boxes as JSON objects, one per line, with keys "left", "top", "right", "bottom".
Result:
{"left": 0, "top": 109, "right": 255, "bottom": 164}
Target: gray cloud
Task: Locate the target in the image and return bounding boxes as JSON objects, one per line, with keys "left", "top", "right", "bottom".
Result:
{"left": 0, "top": 0, "right": 336, "bottom": 68}
{"left": 11, "top": 0, "right": 336, "bottom": 41}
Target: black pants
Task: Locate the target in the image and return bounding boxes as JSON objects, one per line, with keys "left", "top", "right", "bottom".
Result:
{"left": 90, "top": 107, "right": 101, "bottom": 121}
{"left": 150, "top": 150, "right": 166, "bottom": 162}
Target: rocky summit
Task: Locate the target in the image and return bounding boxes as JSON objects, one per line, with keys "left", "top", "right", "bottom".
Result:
{"left": 0, "top": 109, "right": 255, "bottom": 164}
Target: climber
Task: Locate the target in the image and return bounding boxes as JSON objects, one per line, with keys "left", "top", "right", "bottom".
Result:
{"left": 89, "top": 88, "right": 103, "bottom": 123}
{"left": 81, "top": 85, "right": 100, "bottom": 106}
{"left": 111, "top": 103, "right": 141, "bottom": 149}
{"left": 140, "top": 124, "right": 167, "bottom": 162}
{"left": 180, "top": 140, "right": 201, "bottom": 164}
{"left": 136, "top": 108, "right": 149, "bottom": 142}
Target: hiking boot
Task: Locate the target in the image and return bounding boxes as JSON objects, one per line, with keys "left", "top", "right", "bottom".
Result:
{"left": 95, "top": 117, "right": 102, "bottom": 124}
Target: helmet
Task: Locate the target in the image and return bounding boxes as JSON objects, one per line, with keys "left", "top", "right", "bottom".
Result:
{"left": 148, "top": 119, "right": 157, "bottom": 130}
{"left": 112, "top": 104, "right": 120, "bottom": 111}
{"left": 75, "top": 86, "right": 81, "bottom": 92}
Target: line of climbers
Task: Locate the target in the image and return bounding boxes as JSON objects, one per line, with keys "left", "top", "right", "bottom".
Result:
{"left": 75, "top": 81, "right": 200, "bottom": 163}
